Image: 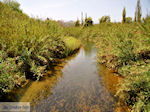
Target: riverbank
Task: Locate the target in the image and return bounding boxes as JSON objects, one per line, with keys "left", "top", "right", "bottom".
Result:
{"left": 65, "top": 21, "right": 150, "bottom": 111}
{"left": 1, "top": 1, "right": 150, "bottom": 111}
{"left": 95, "top": 23, "right": 150, "bottom": 112}
{"left": 0, "top": 2, "right": 81, "bottom": 98}
{"left": 2, "top": 46, "right": 120, "bottom": 112}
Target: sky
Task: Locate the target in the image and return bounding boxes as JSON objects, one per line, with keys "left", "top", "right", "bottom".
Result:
{"left": 7, "top": 0, "right": 150, "bottom": 23}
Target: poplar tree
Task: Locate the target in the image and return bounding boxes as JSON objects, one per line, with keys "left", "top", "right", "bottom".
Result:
{"left": 81, "top": 12, "right": 84, "bottom": 25}
{"left": 122, "top": 7, "right": 126, "bottom": 23}
{"left": 135, "top": 0, "right": 142, "bottom": 22}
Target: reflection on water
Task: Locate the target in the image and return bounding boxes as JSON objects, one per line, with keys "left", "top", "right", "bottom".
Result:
{"left": 98, "top": 65, "right": 130, "bottom": 112}
{"left": 3, "top": 42, "right": 123, "bottom": 112}
{"left": 98, "top": 65, "right": 123, "bottom": 94}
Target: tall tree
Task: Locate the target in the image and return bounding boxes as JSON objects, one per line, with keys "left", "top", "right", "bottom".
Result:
{"left": 75, "top": 19, "right": 80, "bottom": 27}
{"left": 134, "top": 12, "right": 137, "bottom": 22}
{"left": 135, "top": 0, "right": 142, "bottom": 22}
{"left": 122, "top": 7, "right": 126, "bottom": 23}
{"left": 85, "top": 13, "right": 87, "bottom": 20}
{"left": 81, "top": 12, "right": 84, "bottom": 26}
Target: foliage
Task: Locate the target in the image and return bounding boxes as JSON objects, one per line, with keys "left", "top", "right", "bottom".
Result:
{"left": 75, "top": 19, "right": 80, "bottom": 27}
{"left": 84, "top": 17, "right": 93, "bottom": 27}
{"left": 116, "top": 71, "right": 150, "bottom": 112}
{"left": 0, "top": 1, "right": 80, "bottom": 95}
{"left": 143, "top": 16, "right": 150, "bottom": 24}
{"left": 0, "top": 0, "right": 150, "bottom": 111}
{"left": 122, "top": 7, "right": 126, "bottom": 23}
{"left": 2, "top": 0, "right": 22, "bottom": 13}
{"left": 99, "top": 16, "right": 111, "bottom": 23}
{"left": 135, "top": 0, "right": 142, "bottom": 22}
{"left": 62, "top": 36, "right": 81, "bottom": 56}
{"left": 126, "top": 17, "right": 132, "bottom": 23}
{"left": 66, "top": 18, "right": 150, "bottom": 111}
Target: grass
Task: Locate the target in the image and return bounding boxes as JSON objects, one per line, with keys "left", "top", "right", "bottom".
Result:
{"left": 1, "top": 1, "right": 150, "bottom": 111}
{"left": 116, "top": 71, "right": 150, "bottom": 112}
{"left": 65, "top": 20, "right": 150, "bottom": 111}
{"left": 62, "top": 36, "right": 81, "bottom": 56}
{"left": 0, "top": 1, "right": 80, "bottom": 98}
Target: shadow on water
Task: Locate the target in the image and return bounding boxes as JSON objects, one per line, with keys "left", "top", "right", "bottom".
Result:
{"left": 98, "top": 65, "right": 130, "bottom": 112}
{"left": 2, "top": 52, "right": 79, "bottom": 104}
{"left": 2, "top": 41, "right": 126, "bottom": 112}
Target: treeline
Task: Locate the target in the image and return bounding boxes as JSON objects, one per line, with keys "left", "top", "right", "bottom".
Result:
{"left": 75, "top": 0, "right": 147, "bottom": 26}
{"left": 75, "top": 12, "right": 93, "bottom": 27}
{"left": 122, "top": 0, "right": 142, "bottom": 23}
{"left": 67, "top": 17, "right": 150, "bottom": 112}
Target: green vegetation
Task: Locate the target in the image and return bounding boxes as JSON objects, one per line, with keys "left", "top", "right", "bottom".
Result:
{"left": 0, "top": 0, "right": 150, "bottom": 111}
{"left": 76, "top": 12, "right": 94, "bottom": 27}
{"left": 122, "top": 7, "right": 126, "bottom": 23}
{"left": 99, "top": 16, "right": 111, "bottom": 23}
{"left": 62, "top": 36, "right": 81, "bottom": 56}
{"left": 65, "top": 16, "right": 150, "bottom": 111}
{"left": 126, "top": 17, "right": 133, "bottom": 23}
{"left": 0, "top": 1, "right": 80, "bottom": 97}
{"left": 75, "top": 19, "right": 80, "bottom": 27}
{"left": 117, "top": 71, "right": 150, "bottom": 112}
{"left": 135, "top": 0, "right": 142, "bottom": 22}
{"left": 3, "top": 0, "right": 22, "bottom": 13}
{"left": 84, "top": 17, "right": 93, "bottom": 27}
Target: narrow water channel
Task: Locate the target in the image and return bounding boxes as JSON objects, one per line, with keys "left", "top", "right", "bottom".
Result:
{"left": 4, "top": 43, "right": 124, "bottom": 112}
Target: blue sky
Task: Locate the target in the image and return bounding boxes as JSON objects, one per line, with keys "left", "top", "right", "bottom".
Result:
{"left": 13, "top": 0, "right": 150, "bottom": 22}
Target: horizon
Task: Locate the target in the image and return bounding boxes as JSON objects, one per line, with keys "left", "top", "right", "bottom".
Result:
{"left": 1, "top": 0, "right": 150, "bottom": 23}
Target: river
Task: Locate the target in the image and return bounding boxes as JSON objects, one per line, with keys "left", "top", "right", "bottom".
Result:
{"left": 3, "top": 42, "right": 126, "bottom": 112}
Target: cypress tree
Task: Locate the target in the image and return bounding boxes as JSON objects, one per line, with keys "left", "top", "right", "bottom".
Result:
{"left": 81, "top": 12, "right": 84, "bottom": 26}
{"left": 135, "top": 0, "right": 142, "bottom": 22}
{"left": 122, "top": 7, "right": 126, "bottom": 23}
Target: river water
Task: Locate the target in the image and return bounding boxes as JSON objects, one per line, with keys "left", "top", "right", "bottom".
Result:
{"left": 4, "top": 42, "right": 125, "bottom": 112}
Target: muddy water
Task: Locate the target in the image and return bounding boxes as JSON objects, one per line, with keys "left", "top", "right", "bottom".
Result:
{"left": 5, "top": 43, "right": 123, "bottom": 112}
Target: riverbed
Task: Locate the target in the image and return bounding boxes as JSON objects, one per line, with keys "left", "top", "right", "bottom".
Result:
{"left": 3, "top": 42, "right": 125, "bottom": 112}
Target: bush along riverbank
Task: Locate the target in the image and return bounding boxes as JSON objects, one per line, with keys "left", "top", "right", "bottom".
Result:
{"left": 0, "top": 2, "right": 81, "bottom": 98}
{"left": 65, "top": 19, "right": 150, "bottom": 111}
{"left": 94, "top": 22, "right": 150, "bottom": 112}
{"left": 96, "top": 23, "right": 150, "bottom": 112}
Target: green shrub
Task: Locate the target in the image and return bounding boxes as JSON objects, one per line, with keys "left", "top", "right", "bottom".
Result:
{"left": 0, "top": 1, "right": 81, "bottom": 96}
{"left": 75, "top": 19, "right": 80, "bottom": 27}
{"left": 84, "top": 17, "right": 93, "bottom": 27}
{"left": 115, "top": 37, "right": 137, "bottom": 65}
{"left": 126, "top": 17, "right": 133, "bottom": 23}
{"left": 0, "top": 58, "right": 20, "bottom": 93}
{"left": 62, "top": 36, "right": 81, "bottom": 56}
{"left": 116, "top": 71, "right": 150, "bottom": 112}
{"left": 99, "top": 16, "right": 111, "bottom": 23}
{"left": 2, "top": 0, "right": 22, "bottom": 13}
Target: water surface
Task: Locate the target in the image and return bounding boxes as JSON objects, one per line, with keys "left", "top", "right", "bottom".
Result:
{"left": 5, "top": 43, "right": 123, "bottom": 112}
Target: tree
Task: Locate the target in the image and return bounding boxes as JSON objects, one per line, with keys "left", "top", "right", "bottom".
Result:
{"left": 84, "top": 17, "right": 93, "bottom": 27}
{"left": 135, "top": 0, "right": 142, "bottom": 22}
{"left": 122, "top": 7, "right": 126, "bottom": 23}
{"left": 3, "top": 0, "right": 22, "bottom": 12}
{"left": 75, "top": 19, "right": 80, "bottom": 27}
{"left": 81, "top": 12, "right": 84, "bottom": 26}
{"left": 126, "top": 17, "right": 132, "bottom": 23}
{"left": 99, "top": 16, "right": 111, "bottom": 23}
{"left": 143, "top": 15, "right": 150, "bottom": 23}
{"left": 134, "top": 12, "right": 137, "bottom": 22}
